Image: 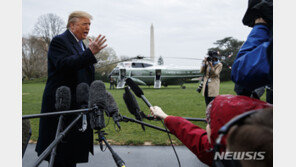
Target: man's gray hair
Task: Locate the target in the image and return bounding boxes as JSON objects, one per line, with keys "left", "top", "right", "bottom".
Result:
{"left": 67, "top": 11, "right": 93, "bottom": 28}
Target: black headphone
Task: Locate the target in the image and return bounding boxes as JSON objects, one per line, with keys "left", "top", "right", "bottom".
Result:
{"left": 212, "top": 109, "right": 266, "bottom": 167}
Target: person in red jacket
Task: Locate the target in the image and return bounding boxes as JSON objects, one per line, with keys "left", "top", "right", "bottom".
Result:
{"left": 150, "top": 95, "right": 272, "bottom": 166}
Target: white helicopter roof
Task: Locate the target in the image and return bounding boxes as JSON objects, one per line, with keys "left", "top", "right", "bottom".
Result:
{"left": 116, "top": 60, "right": 200, "bottom": 70}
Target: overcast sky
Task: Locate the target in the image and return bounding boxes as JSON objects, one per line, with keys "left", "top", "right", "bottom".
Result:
{"left": 23, "top": 0, "right": 252, "bottom": 67}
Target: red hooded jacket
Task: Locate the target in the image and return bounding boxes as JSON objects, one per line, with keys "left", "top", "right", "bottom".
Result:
{"left": 164, "top": 95, "right": 272, "bottom": 166}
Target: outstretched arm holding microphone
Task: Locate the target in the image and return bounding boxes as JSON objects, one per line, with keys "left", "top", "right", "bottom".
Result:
{"left": 149, "top": 106, "right": 214, "bottom": 166}
{"left": 149, "top": 94, "right": 272, "bottom": 167}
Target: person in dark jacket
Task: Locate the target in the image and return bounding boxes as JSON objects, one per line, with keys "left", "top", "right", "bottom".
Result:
{"left": 35, "top": 11, "right": 107, "bottom": 167}
{"left": 150, "top": 95, "right": 272, "bottom": 166}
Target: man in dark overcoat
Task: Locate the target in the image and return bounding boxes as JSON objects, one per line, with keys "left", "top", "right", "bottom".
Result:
{"left": 35, "top": 11, "right": 107, "bottom": 166}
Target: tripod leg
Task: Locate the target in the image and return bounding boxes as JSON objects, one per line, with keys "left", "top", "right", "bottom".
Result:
{"left": 97, "top": 130, "right": 125, "bottom": 167}
{"left": 33, "top": 114, "right": 82, "bottom": 167}
{"left": 48, "top": 115, "right": 64, "bottom": 167}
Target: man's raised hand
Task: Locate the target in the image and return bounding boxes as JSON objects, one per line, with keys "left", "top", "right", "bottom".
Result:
{"left": 88, "top": 35, "right": 108, "bottom": 55}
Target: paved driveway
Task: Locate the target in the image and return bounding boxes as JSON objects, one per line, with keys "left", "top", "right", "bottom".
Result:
{"left": 23, "top": 144, "right": 207, "bottom": 167}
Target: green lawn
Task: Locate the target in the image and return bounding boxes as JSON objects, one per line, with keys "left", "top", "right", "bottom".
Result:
{"left": 22, "top": 81, "right": 264, "bottom": 145}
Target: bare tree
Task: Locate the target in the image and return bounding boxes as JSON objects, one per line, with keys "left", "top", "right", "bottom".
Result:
{"left": 95, "top": 47, "right": 118, "bottom": 76}
{"left": 119, "top": 55, "right": 130, "bottom": 61}
{"left": 23, "top": 13, "right": 65, "bottom": 80}
{"left": 34, "top": 13, "right": 66, "bottom": 52}
{"left": 22, "top": 36, "right": 47, "bottom": 79}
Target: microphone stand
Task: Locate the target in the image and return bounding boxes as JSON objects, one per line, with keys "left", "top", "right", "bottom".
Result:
{"left": 96, "top": 130, "right": 126, "bottom": 167}
{"left": 22, "top": 107, "right": 96, "bottom": 119}
{"left": 48, "top": 115, "right": 64, "bottom": 167}
{"left": 94, "top": 108, "right": 126, "bottom": 167}
{"left": 142, "top": 114, "right": 207, "bottom": 123}
{"left": 25, "top": 107, "right": 98, "bottom": 166}
{"left": 33, "top": 114, "right": 82, "bottom": 167}
{"left": 120, "top": 116, "right": 171, "bottom": 133}
{"left": 181, "top": 117, "right": 207, "bottom": 122}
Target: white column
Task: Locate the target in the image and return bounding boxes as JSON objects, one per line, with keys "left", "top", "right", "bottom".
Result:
{"left": 150, "top": 24, "right": 155, "bottom": 62}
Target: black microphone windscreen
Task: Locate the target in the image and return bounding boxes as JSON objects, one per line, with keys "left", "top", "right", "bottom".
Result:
{"left": 55, "top": 86, "right": 71, "bottom": 111}
{"left": 123, "top": 87, "right": 142, "bottom": 121}
{"left": 76, "top": 82, "right": 89, "bottom": 107}
{"left": 89, "top": 80, "right": 106, "bottom": 109}
{"left": 106, "top": 91, "right": 119, "bottom": 116}
{"left": 125, "top": 78, "right": 143, "bottom": 97}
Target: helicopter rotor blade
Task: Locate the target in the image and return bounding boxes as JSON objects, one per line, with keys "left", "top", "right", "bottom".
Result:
{"left": 95, "top": 55, "right": 149, "bottom": 69}
{"left": 164, "top": 57, "right": 204, "bottom": 61}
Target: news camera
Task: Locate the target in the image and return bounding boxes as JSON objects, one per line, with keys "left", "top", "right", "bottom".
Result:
{"left": 206, "top": 50, "right": 220, "bottom": 62}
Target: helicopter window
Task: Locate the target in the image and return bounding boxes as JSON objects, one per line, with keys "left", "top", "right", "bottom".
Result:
{"left": 132, "top": 63, "right": 143, "bottom": 68}
{"left": 131, "top": 63, "right": 153, "bottom": 68}
{"left": 113, "top": 70, "right": 119, "bottom": 75}
{"left": 143, "top": 63, "right": 152, "bottom": 68}
{"left": 109, "top": 68, "right": 119, "bottom": 75}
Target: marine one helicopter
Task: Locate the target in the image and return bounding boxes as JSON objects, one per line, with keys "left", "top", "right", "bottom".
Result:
{"left": 107, "top": 56, "right": 202, "bottom": 89}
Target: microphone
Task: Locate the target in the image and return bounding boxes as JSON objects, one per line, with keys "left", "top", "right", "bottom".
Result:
{"left": 88, "top": 80, "right": 107, "bottom": 130}
{"left": 55, "top": 86, "right": 71, "bottom": 111}
{"left": 125, "top": 78, "right": 143, "bottom": 97}
{"left": 50, "top": 86, "right": 71, "bottom": 166}
{"left": 125, "top": 78, "right": 152, "bottom": 107}
{"left": 123, "top": 86, "right": 145, "bottom": 131}
{"left": 125, "top": 78, "right": 182, "bottom": 167}
{"left": 76, "top": 83, "right": 89, "bottom": 108}
{"left": 105, "top": 91, "right": 122, "bottom": 129}
{"left": 105, "top": 91, "right": 118, "bottom": 117}
{"left": 76, "top": 83, "right": 89, "bottom": 132}
{"left": 125, "top": 78, "right": 206, "bottom": 122}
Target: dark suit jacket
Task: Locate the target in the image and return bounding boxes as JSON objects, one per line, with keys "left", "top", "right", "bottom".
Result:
{"left": 35, "top": 29, "right": 97, "bottom": 163}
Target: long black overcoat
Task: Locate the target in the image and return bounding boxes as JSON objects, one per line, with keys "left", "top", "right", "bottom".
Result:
{"left": 35, "top": 29, "right": 97, "bottom": 163}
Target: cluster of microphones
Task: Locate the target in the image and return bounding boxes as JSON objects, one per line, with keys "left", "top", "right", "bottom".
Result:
{"left": 55, "top": 81, "right": 122, "bottom": 131}
{"left": 23, "top": 78, "right": 206, "bottom": 167}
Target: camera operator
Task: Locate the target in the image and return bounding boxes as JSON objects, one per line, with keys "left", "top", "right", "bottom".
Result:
{"left": 200, "top": 51, "right": 223, "bottom": 106}
{"left": 231, "top": 0, "right": 273, "bottom": 104}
